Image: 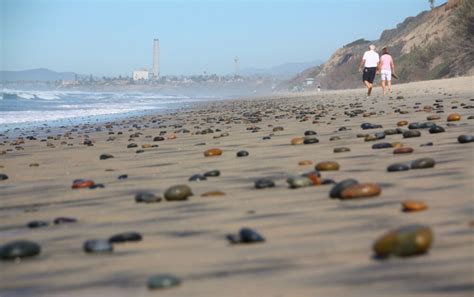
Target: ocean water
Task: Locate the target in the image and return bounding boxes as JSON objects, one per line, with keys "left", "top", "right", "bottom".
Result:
{"left": 0, "top": 89, "right": 215, "bottom": 131}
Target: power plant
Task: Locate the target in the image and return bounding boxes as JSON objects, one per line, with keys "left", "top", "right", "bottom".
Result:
{"left": 152, "top": 38, "right": 160, "bottom": 79}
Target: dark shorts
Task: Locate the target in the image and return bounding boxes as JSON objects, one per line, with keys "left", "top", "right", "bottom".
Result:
{"left": 363, "top": 67, "right": 377, "bottom": 84}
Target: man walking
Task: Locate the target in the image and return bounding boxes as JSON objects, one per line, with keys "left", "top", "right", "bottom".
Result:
{"left": 358, "top": 45, "right": 379, "bottom": 97}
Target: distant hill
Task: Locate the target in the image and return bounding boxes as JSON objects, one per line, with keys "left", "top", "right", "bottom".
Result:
{"left": 0, "top": 68, "right": 76, "bottom": 82}
{"left": 240, "top": 60, "right": 325, "bottom": 77}
{"left": 289, "top": 0, "right": 473, "bottom": 90}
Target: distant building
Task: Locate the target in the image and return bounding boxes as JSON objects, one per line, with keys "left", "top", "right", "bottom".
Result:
{"left": 305, "top": 78, "right": 314, "bottom": 86}
{"left": 133, "top": 70, "right": 149, "bottom": 81}
{"left": 152, "top": 39, "right": 160, "bottom": 79}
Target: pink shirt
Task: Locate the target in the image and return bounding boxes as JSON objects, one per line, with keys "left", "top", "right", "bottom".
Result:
{"left": 380, "top": 54, "right": 393, "bottom": 71}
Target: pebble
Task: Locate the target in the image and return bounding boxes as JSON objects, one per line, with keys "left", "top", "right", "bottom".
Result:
{"left": 0, "top": 240, "right": 41, "bottom": 260}
{"left": 304, "top": 130, "right": 317, "bottom": 136}
{"left": 372, "top": 143, "right": 392, "bottom": 149}
{"left": 236, "top": 150, "right": 249, "bottom": 157}
{"left": 72, "top": 179, "right": 95, "bottom": 189}
{"left": 373, "top": 225, "right": 433, "bottom": 258}
{"left": 54, "top": 217, "right": 77, "bottom": 224}
{"left": 333, "top": 147, "right": 350, "bottom": 153}
{"left": 29, "top": 163, "right": 39, "bottom": 167}
{"left": 429, "top": 126, "right": 445, "bottom": 134}
{"left": 226, "top": 228, "right": 265, "bottom": 244}
{"left": 411, "top": 158, "right": 435, "bottom": 169}
{"left": 89, "top": 183, "right": 105, "bottom": 189}
{"left": 403, "top": 130, "right": 421, "bottom": 138}
{"left": 84, "top": 239, "right": 113, "bottom": 253}
{"left": 127, "top": 143, "right": 138, "bottom": 148}
{"left": 315, "top": 161, "right": 339, "bottom": 171}
{"left": 387, "top": 163, "right": 410, "bottom": 172}
{"left": 393, "top": 147, "right": 414, "bottom": 154}
{"left": 135, "top": 192, "right": 162, "bottom": 203}
{"left": 109, "top": 232, "right": 143, "bottom": 243}
{"left": 164, "top": 185, "right": 193, "bottom": 201}
{"left": 458, "top": 135, "right": 474, "bottom": 143}
{"left": 201, "top": 191, "right": 225, "bottom": 197}
{"left": 397, "top": 121, "right": 408, "bottom": 126}
{"left": 330, "top": 136, "right": 341, "bottom": 141}
{"left": 118, "top": 174, "right": 128, "bottom": 180}
{"left": 189, "top": 174, "right": 207, "bottom": 182}
{"left": 302, "top": 171, "right": 321, "bottom": 185}
{"left": 340, "top": 183, "right": 381, "bottom": 199}
{"left": 204, "top": 170, "right": 220, "bottom": 177}
{"left": 447, "top": 113, "right": 461, "bottom": 121}
{"left": 303, "top": 137, "right": 319, "bottom": 144}
{"left": 401, "top": 200, "right": 428, "bottom": 212}
{"left": 427, "top": 115, "right": 440, "bottom": 121}
{"left": 255, "top": 178, "right": 275, "bottom": 189}
{"left": 291, "top": 137, "right": 304, "bottom": 145}
{"left": 99, "top": 154, "right": 114, "bottom": 160}
{"left": 361, "top": 123, "right": 382, "bottom": 130}
{"left": 0, "top": 173, "right": 8, "bottom": 181}
{"left": 298, "top": 160, "right": 313, "bottom": 166}
{"left": 153, "top": 136, "right": 165, "bottom": 141}
{"left": 27, "top": 220, "right": 49, "bottom": 228}
{"left": 329, "top": 179, "right": 359, "bottom": 199}
{"left": 204, "top": 148, "right": 222, "bottom": 157}
{"left": 287, "top": 176, "right": 313, "bottom": 189}
{"left": 147, "top": 274, "right": 181, "bottom": 290}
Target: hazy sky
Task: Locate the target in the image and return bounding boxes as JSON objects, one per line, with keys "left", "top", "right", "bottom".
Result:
{"left": 1, "top": 0, "right": 446, "bottom": 76}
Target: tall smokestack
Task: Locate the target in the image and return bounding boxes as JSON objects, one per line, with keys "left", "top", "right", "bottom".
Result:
{"left": 153, "top": 38, "right": 160, "bottom": 79}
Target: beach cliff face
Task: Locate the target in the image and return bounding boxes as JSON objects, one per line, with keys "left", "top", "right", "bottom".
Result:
{"left": 290, "top": 0, "right": 473, "bottom": 90}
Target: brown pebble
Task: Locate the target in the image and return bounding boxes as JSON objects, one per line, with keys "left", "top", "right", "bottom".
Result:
{"left": 201, "top": 191, "right": 225, "bottom": 197}
{"left": 393, "top": 147, "right": 414, "bottom": 154}
{"left": 402, "top": 200, "right": 428, "bottom": 212}
{"left": 447, "top": 113, "right": 461, "bottom": 121}
{"left": 315, "top": 161, "right": 339, "bottom": 171}
{"left": 298, "top": 160, "right": 313, "bottom": 166}
{"left": 397, "top": 121, "right": 408, "bottom": 126}
{"left": 142, "top": 144, "right": 152, "bottom": 148}
{"left": 427, "top": 115, "right": 440, "bottom": 121}
{"left": 306, "top": 172, "right": 321, "bottom": 185}
{"left": 72, "top": 180, "right": 95, "bottom": 189}
{"left": 167, "top": 133, "right": 177, "bottom": 140}
{"left": 391, "top": 142, "right": 404, "bottom": 148}
{"left": 204, "top": 148, "right": 222, "bottom": 157}
{"left": 340, "top": 183, "right": 381, "bottom": 199}
{"left": 29, "top": 163, "right": 40, "bottom": 167}
{"left": 291, "top": 137, "right": 304, "bottom": 145}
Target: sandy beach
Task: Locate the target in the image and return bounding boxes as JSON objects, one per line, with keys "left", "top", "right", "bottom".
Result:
{"left": 1, "top": 76, "right": 473, "bottom": 297}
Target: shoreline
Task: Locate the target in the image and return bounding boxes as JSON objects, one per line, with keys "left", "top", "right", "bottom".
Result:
{"left": 0, "top": 76, "right": 473, "bottom": 296}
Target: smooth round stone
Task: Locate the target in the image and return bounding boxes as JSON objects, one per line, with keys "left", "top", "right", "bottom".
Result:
{"left": 372, "top": 142, "right": 392, "bottom": 149}
{"left": 54, "top": 217, "right": 77, "bottom": 224}
{"left": 147, "top": 274, "right": 181, "bottom": 290}
{"left": 0, "top": 173, "right": 8, "bottom": 181}
{"left": 153, "top": 136, "right": 165, "bottom": 141}
{"left": 0, "top": 240, "right": 41, "bottom": 260}
{"left": 226, "top": 228, "right": 265, "bottom": 244}
{"left": 298, "top": 160, "right": 313, "bottom": 166}
{"left": 403, "top": 130, "right": 421, "bottom": 138}
{"left": 384, "top": 129, "right": 398, "bottom": 135}
{"left": 204, "top": 170, "right": 220, "bottom": 177}
{"left": 373, "top": 225, "right": 433, "bottom": 258}
{"left": 340, "top": 183, "right": 381, "bottom": 199}
{"left": 429, "top": 126, "right": 445, "bottom": 134}
{"left": 387, "top": 163, "right": 410, "bottom": 172}
{"left": 135, "top": 192, "right": 162, "bottom": 203}
{"left": 303, "top": 137, "right": 319, "bottom": 144}
{"left": 401, "top": 200, "right": 428, "bottom": 212}
{"left": 397, "top": 121, "right": 408, "bottom": 126}
{"left": 109, "top": 232, "right": 142, "bottom": 243}
{"left": 361, "top": 123, "right": 382, "bottom": 130}
{"left": 203, "top": 148, "right": 222, "bottom": 157}
{"left": 188, "top": 174, "right": 207, "bottom": 182}
{"left": 164, "top": 185, "right": 193, "bottom": 201}
{"left": 374, "top": 132, "right": 385, "bottom": 139}
{"left": 411, "top": 158, "right": 435, "bottom": 169}
{"left": 364, "top": 135, "right": 377, "bottom": 142}
{"left": 27, "top": 221, "right": 49, "bottom": 228}
{"left": 291, "top": 137, "right": 304, "bottom": 145}
{"left": 304, "top": 130, "right": 317, "bottom": 136}
{"left": 408, "top": 123, "right": 422, "bottom": 129}
{"left": 447, "top": 113, "right": 461, "bottom": 121}
{"left": 458, "top": 135, "right": 474, "bottom": 143}
{"left": 329, "top": 179, "right": 359, "bottom": 199}
{"left": 118, "top": 174, "right": 128, "bottom": 180}
{"left": 334, "top": 147, "right": 350, "bottom": 153}
{"left": 136, "top": 149, "right": 145, "bottom": 154}
{"left": 29, "top": 163, "right": 39, "bottom": 167}
{"left": 99, "top": 154, "right": 114, "bottom": 160}
{"left": 315, "top": 161, "right": 339, "bottom": 171}
{"left": 84, "top": 239, "right": 113, "bottom": 253}
{"left": 72, "top": 179, "right": 95, "bottom": 189}
{"left": 127, "top": 143, "right": 138, "bottom": 148}
{"left": 236, "top": 150, "right": 249, "bottom": 157}
{"left": 201, "top": 191, "right": 225, "bottom": 197}
{"left": 427, "top": 115, "right": 441, "bottom": 121}
{"left": 287, "top": 177, "right": 313, "bottom": 189}
{"left": 393, "top": 147, "right": 414, "bottom": 154}
{"left": 254, "top": 178, "right": 275, "bottom": 189}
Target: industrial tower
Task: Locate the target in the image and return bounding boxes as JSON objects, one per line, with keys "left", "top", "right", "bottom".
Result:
{"left": 153, "top": 39, "right": 160, "bottom": 79}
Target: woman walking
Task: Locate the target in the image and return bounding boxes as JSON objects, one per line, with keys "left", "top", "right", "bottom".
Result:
{"left": 378, "top": 47, "right": 396, "bottom": 95}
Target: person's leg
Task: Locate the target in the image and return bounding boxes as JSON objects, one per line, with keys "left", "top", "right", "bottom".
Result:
{"left": 388, "top": 80, "right": 392, "bottom": 93}
{"left": 381, "top": 79, "right": 386, "bottom": 95}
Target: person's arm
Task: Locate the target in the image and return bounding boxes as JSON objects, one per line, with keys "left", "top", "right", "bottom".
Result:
{"left": 358, "top": 57, "right": 365, "bottom": 72}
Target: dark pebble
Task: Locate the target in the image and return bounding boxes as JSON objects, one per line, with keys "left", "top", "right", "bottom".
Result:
{"left": 403, "top": 130, "right": 421, "bottom": 138}
{"left": 329, "top": 179, "right": 358, "bottom": 199}
{"left": 118, "top": 174, "right": 128, "bottom": 180}
{"left": 387, "top": 163, "right": 410, "bottom": 172}
{"left": 255, "top": 178, "right": 275, "bottom": 189}
{"left": 458, "top": 135, "right": 474, "bottom": 143}
{"left": 54, "top": 217, "right": 77, "bottom": 224}
{"left": 334, "top": 147, "right": 350, "bottom": 153}
{"left": 109, "top": 232, "right": 143, "bottom": 243}
{"left": 236, "top": 150, "right": 249, "bottom": 157}
{"left": 164, "top": 185, "right": 193, "bottom": 201}
{"left": 411, "top": 158, "right": 435, "bottom": 169}
{"left": 99, "top": 154, "right": 114, "bottom": 160}
{"left": 420, "top": 142, "right": 433, "bottom": 147}
{"left": 303, "top": 137, "right": 319, "bottom": 144}
{"left": 89, "top": 183, "right": 105, "bottom": 189}
{"left": 429, "top": 126, "right": 445, "bottom": 134}
{"left": 135, "top": 192, "right": 162, "bottom": 203}
{"left": 226, "top": 227, "right": 265, "bottom": 244}
{"left": 84, "top": 239, "right": 113, "bottom": 253}
{"left": 204, "top": 170, "right": 220, "bottom": 177}
{"left": 0, "top": 240, "right": 41, "bottom": 260}
{"left": 372, "top": 143, "right": 392, "bottom": 149}
{"left": 304, "top": 130, "right": 317, "bottom": 136}
{"left": 0, "top": 173, "right": 8, "bottom": 181}
{"left": 127, "top": 143, "right": 138, "bottom": 148}
{"left": 147, "top": 274, "right": 181, "bottom": 290}
{"left": 153, "top": 136, "right": 165, "bottom": 141}
{"left": 27, "top": 221, "right": 49, "bottom": 228}
{"left": 189, "top": 174, "right": 207, "bottom": 182}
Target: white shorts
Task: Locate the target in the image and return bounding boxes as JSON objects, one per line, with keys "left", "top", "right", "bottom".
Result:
{"left": 381, "top": 69, "right": 391, "bottom": 81}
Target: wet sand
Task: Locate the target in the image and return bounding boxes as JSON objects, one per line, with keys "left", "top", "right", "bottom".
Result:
{"left": 0, "top": 76, "right": 473, "bottom": 297}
